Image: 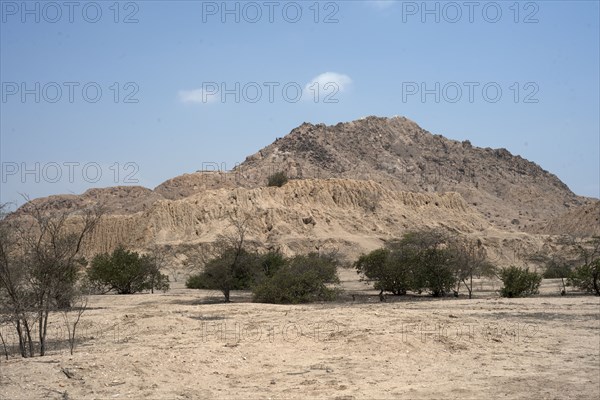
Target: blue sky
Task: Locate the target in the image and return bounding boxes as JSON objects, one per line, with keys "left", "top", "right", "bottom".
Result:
{"left": 1, "top": 0, "right": 599, "bottom": 208}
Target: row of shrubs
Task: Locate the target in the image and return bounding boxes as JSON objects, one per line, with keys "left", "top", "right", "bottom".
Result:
{"left": 85, "top": 232, "right": 600, "bottom": 303}
{"left": 186, "top": 249, "right": 339, "bottom": 303}
{"left": 497, "top": 261, "right": 600, "bottom": 298}
{"left": 354, "top": 231, "right": 545, "bottom": 299}
{"left": 85, "top": 246, "right": 340, "bottom": 303}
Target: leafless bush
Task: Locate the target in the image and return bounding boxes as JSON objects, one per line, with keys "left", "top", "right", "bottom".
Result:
{"left": 0, "top": 200, "right": 102, "bottom": 357}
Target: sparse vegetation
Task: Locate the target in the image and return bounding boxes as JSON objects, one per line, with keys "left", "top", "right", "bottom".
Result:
{"left": 542, "top": 259, "right": 573, "bottom": 279}
{"left": 267, "top": 171, "right": 288, "bottom": 187}
{"left": 188, "top": 248, "right": 340, "bottom": 304}
{"left": 530, "top": 235, "right": 600, "bottom": 296}
{"left": 354, "top": 248, "right": 413, "bottom": 296}
{"left": 498, "top": 266, "right": 542, "bottom": 298}
{"left": 184, "top": 211, "right": 342, "bottom": 305}
{"left": 452, "top": 238, "right": 496, "bottom": 298}
{"left": 186, "top": 247, "right": 261, "bottom": 301}
{"left": 540, "top": 258, "right": 571, "bottom": 295}
{"left": 356, "top": 230, "right": 498, "bottom": 299}
{"left": 569, "top": 259, "right": 600, "bottom": 296}
{"left": 406, "top": 236, "right": 457, "bottom": 297}
{"left": 185, "top": 209, "right": 262, "bottom": 302}
{"left": 357, "top": 230, "right": 460, "bottom": 297}
{"left": 87, "top": 247, "right": 170, "bottom": 295}
{"left": 61, "top": 294, "right": 88, "bottom": 355}
{"left": 0, "top": 201, "right": 102, "bottom": 357}
{"left": 566, "top": 236, "right": 600, "bottom": 296}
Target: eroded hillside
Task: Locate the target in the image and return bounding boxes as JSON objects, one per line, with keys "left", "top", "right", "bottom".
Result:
{"left": 37, "top": 179, "right": 539, "bottom": 268}
{"left": 10, "top": 116, "right": 597, "bottom": 266}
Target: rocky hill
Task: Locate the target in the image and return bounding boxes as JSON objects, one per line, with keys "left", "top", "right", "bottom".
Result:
{"left": 234, "top": 116, "right": 592, "bottom": 230}
{"left": 529, "top": 201, "right": 600, "bottom": 237}
{"left": 158, "top": 116, "right": 590, "bottom": 231}
{"left": 10, "top": 116, "right": 598, "bottom": 264}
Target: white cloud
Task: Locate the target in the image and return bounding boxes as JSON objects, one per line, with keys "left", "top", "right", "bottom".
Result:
{"left": 303, "top": 72, "right": 353, "bottom": 102}
{"left": 368, "top": 1, "right": 396, "bottom": 10}
{"left": 178, "top": 88, "right": 217, "bottom": 104}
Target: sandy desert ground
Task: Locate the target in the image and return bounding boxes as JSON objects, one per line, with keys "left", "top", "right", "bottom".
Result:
{"left": 1, "top": 270, "right": 599, "bottom": 400}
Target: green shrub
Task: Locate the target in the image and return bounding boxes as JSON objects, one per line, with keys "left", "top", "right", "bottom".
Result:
{"left": 542, "top": 260, "right": 572, "bottom": 279}
{"left": 355, "top": 248, "right": 412, "bottom": 295}
{"left": 185, "top": 273, "right": 211, "bottom": 289}
{"left": 568, "top": 259, "right": 600, "bottom": 295}
{"left": 87, "top": 247, "right": 170, "bottom": 294}
{"left": 253, "top": 253, "right": 340, "bottom": 304}
{"left": 355, "top": 229, "right": 460, "bottom": 297}
{"left": 412, "top": 248, "right": 457, "bottom": 297}
{"left": 267, "top": 171, "right": 288, "bottom": 187}
{"left": 259, "top": 251, "right": 286, "bottom": 277}
{"left": 499, "top": 266, "right": 541, "bottom": 298}
{"left": 185, "top": 247, "right": 260, "bottom": 302}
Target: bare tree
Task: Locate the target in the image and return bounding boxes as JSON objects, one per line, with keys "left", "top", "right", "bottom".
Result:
{"left": 61, "top": 295, "right": 88, "bottom": 355}
{"left": 533, "top": 235, "right": 600, "bottom": 295}
{"left": 0, "top": 311, "right": 10, "bottom": 361}
{"left": 0, "top": 203, "right": 37, "bottom": 357}
{"left": 574, "top": 236, "right": 600, "bottom": 267}
{"left": 212, "top": 209, "right": 255, "bottom": 302}
{"left": 566, "top": 236, "right": 600, "bottom": 295}
{"left": 145, "top": 244, "right": 168, "bottom": 294}
{"left": 219, "top": 208, "right": 253, "bottom": 255}
{"left": 158, "top": 245, "right": 181, "bottom": 283}
{"left": 0, "top": 200, "right": 103, "bottom": 357}
{"left": 187, "top": 208, "right": 258, "bottom": 302}
{"left": 526, "top": 241, "right": 571, "bottom": 294}
{"left": 452, "top": 238, "right": 494, "bottom": 299}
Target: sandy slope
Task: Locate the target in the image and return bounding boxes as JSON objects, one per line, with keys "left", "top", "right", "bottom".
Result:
{"left": 1, "top": 275, "right": 599, "bottom": 399}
